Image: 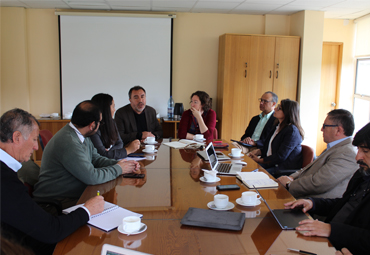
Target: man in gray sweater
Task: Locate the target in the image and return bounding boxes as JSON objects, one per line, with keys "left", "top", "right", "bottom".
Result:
{"left": 34, "top": 101, "right": 140, "bottom": 208}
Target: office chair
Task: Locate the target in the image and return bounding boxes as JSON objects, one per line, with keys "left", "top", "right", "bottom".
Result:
{"left": 39, "top": 129, "right": 53, "bottom": 150}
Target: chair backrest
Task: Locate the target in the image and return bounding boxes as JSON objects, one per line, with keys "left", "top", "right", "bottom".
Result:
{"left": 213, "top": 128, "right": 218, "bottom": 140}
{"left": 39, "top": 129, "right": 53, "bottom": 151}
{"left": 301, "top": 144, "right": 314, "bottom": 168}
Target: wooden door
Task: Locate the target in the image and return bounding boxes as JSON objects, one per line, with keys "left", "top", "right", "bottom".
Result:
{"left": 217, "top": 34, "right": 251, "bottom": 141}
{"left": 316, "top": 42, "right": 343, "bottom": 155}
{"left": 273, "top": 37, "right": 300, "bottom": 101}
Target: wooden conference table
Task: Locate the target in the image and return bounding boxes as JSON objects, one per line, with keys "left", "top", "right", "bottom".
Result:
{"left": 54, "top": 139, "right": 335, "bottom": 255}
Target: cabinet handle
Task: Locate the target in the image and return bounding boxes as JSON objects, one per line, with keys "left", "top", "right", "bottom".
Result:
{"left": 245, "top": 70, "right": 247, "bottom": 78}
{"left": 276, "top": 71, "right": 278, "bottom": 79}
{"left": 269, "top": 71, "right": 271, "bottom": 78}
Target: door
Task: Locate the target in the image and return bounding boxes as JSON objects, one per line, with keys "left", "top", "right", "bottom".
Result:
{"left": 316, "top": 42, "right": 343, "bottom": 156}
{"left": 273, "top": 37, "right": 300, "bottom": 101}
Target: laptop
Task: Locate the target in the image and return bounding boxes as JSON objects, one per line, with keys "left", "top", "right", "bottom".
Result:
{"left": 205, "top": 142, "right": 242, "bottom": 175}
{"left": 254, "top": 188, "right": 311, "bottom": 230}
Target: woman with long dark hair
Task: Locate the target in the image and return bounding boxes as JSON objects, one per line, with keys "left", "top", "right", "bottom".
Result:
{"left": 249, "top": 99, "right": 304, "bottom": 176}
{"left": 91, "top": 93, "right": 140, "bottom": 159}
{"left": 178, "top": 91, "right": 216, "bottom": 140}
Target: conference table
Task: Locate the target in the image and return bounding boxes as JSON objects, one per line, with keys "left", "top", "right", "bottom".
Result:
{"left": 53, "top": 139, "right": 336, "bottom": 255}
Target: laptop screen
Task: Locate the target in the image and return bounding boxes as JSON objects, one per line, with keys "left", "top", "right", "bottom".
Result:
{"left": 206, "top": 143, "right": 218, "bottom": 169}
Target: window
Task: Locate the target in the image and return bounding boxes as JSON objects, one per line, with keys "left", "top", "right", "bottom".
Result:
{"left": 353, "top": 58, "right": 370, "bottom": 133}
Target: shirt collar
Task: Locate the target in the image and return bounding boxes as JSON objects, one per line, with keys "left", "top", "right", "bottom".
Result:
{"left": 259, "top": 110, "right": 274, "bottom": 119}
{"left": 69, "top": 122, "right": 85, "bottom": 143}
{"left": 0, "top": 148, "right": 22, "bottom": 172}
{"left": 327, "top": 136, "right": 351, "bottom": 150}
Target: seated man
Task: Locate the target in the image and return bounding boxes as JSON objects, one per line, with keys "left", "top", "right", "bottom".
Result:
{"left": 285, "top": 122, "right": 370, "bottom": 254}
{"left": 240, "top": 91, "right": 277, "bottom": 148}
{"left": 115, "top": 86, "right": 163, "bottom": 144}
{"left": 33, "top": 101, "right": 140, "bottom": 208}
{"left": 0, "top": 108, "right": 104, "bottom": 255}
{"left": 277, "top": 109, "right": 357, "bottom": 199}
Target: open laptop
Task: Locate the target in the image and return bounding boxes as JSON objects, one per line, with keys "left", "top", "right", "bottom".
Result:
{"left": 254, "top": 188, "right": 311, "bottom": 230}
{"left": 205, "top": 142, "right": 242, "bottom": 175}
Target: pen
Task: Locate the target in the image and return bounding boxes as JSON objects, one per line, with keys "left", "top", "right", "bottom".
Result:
{"left": 97, "top": 190, "right": 100, "bottom": 196}
{"left": 287, "top": 248, "right": 317, "bottom": 255}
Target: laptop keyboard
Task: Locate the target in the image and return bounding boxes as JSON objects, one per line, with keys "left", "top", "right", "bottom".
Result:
{"left": 216, "top": 163, "right": 232, "bottom": 173}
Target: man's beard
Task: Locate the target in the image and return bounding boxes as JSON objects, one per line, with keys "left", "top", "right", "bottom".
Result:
{"left": 358, "top": 160, "right": 370, "bottom": 176}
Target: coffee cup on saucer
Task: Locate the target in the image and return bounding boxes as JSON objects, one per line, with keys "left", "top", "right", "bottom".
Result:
{"left": 242, "top": 191, "right": 260, "bottom": 205}
{"left": 214, "top": 194, "right": 229, "bottom": 209}
{"left": 194, "top": 134, "right": 204, "bottom": 140}
{"left": 231, "top": 148, "right": 242, "bottom": 157}
{"left": 122, "top": 216, "right": 141, "bottom": 233}
{"left": 145, "top": 137, "right": 155, "bottom": 144}
{"left": 203, "top": 171, "right": 217, "bottom": 182}
{"left": 145, "top": 145, "right": 155, "bottom": 152}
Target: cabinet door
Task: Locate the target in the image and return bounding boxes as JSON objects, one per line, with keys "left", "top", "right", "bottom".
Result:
{"left": 217, "top": 35, "right": 251, "bottom": 141}
{"left": 273, "top": 37, "right": 300, "bottom": 101}
{"left": 248, "top": 36, "right": 275, "bottom": 115}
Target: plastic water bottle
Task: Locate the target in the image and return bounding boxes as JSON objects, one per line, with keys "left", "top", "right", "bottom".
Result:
{"left": 167, "top": 96, "right": 174, "bottom": 119}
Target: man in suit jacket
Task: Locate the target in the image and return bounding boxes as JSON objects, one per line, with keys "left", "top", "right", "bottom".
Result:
{"left": 284, "top": 122, "right": 370, "bottom": 254}
{"left": 0, "top": 108, "right": 104, "bottom": 255}
{"left": 115, "top": 86, "right": 163, "bottom": 144}
{"left": 240, "top": 91, "right": 277, "bottom": 148}
{"left": 278, "top": 109, "right": 357, "bottom": 199}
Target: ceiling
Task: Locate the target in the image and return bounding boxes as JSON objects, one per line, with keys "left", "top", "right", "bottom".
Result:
{"left": 1, "top": 0, "right": 370, "bottom": 20}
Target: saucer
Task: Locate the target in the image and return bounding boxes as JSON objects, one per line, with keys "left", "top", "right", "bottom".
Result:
{"left": 228, "top": 153, "right": 245, "bottom": 158}
{"left": 118, "top": 223, "right": 147, "bottom": 235}
{"left": 193, "top": 138, "right": 206, "bottom": 141}
{"left": 142, "top": 149, "right": 158, "bottom": 154}
{"left": 207, "top": 201, "right": 235, "bottom": 211}
{"left": 144, "top": 141, "right": 157, "bottom": 145}
{"left": 200, "top": 176, "right": 221, "bottom": 183}
{"left": 236, "top": 198, "right": 261, "bottom": 207}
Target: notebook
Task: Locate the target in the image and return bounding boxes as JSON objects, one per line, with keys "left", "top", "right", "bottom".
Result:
{"left": 205, "top": 142, "right": 242, "bottom": 175}
{"left": 236, "top": 172, "right": 278, "bottom": 189}
{"left": 255, "top": 188, "right": 311, "bottom": 230}
{"left": 63, "top": 201, "right": 143, "bottom": 232}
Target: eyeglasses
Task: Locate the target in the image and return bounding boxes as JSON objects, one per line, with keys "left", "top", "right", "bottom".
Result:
{"left": 322, "top": 124, "right": 338, "bottom": 129}
{"left": 258, "top": 98, "right": 273, "bottom": 104}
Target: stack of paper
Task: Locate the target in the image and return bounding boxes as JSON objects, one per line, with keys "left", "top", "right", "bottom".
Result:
{"left": 63, "top": 201, "right": 143, "bottom": 232}
{"left": 163, "top": 139, "right": 204, "bottom": 149}
{"left": 236, "top": 172, "right": 278, "bottom": 189}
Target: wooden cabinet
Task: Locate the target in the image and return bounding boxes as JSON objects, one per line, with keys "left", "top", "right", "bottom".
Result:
{"left": 217, "top": 34, "right": 300, "bottom": 141}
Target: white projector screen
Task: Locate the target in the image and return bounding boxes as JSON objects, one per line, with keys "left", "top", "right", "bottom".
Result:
{"left": 59, "top": 15, "right": 172, "bottom": 117}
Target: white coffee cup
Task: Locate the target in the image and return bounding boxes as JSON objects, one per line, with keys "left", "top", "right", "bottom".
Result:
{"left": 231, "top": 148, "right": 242, "bottom": 157}
{"left": 203, "top": 171, "right": 217, "bottom": 182}
{"left": 214, "top": 194, "right": 229, "bottom": 209}
{"left": 242, "top": 191, "right": 260, "bottom": 205}
{"left": 145, "top": 137, "right": 155, "bottom": 144}
{"left": 194, "top": 134, "right": 204, "bottom": 140}
{"left": 51, "top": 112, "right": 59, "bottom": 117}
{"left": 145, "top": 145, "right": 155, "bottom": 152}
{"left": 122, "top": 216, "right": 141, "bottom": 233}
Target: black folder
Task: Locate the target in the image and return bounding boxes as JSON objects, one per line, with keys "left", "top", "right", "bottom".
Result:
{"left": 181, "top": 207, "right": 245, "bottom": 231}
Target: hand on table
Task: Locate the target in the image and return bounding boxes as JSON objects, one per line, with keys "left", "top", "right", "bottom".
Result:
{"left": 126, "top": 139, "right": 140, "bottom": 154}
{"left": 248, "top": 149, "right": 262, "bottom": 163}
{"left": 335, "top": 248, "right": 353, "bottom": 255}
{"left": 141, "top": 131, "right": 155, "bottom": 141}
{"left": 84, "top": 195, "right": 105, "bottom": 215}
{"left": 296, "top": 219, "right": 331, "bottom": 237}
{"left": 117, "top": 159, "right": 141, "bottom": 175}
{"left": 277, "top": 176, "right": 294, "bottom": 186}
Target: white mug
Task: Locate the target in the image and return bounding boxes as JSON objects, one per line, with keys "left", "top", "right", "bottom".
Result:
{"left": 214, "top": 194, "right": 229, "bottom": 209}
{"left": 231, "top": 148, "right": 242, "bottom": 157}
{"left": 51, "top": 112, "right": 59, "bottom": 117}
{"left": 122, "top": 216, "right": 141, "bottom": 233}
{"left": 242, "top": 191, "right": 260, "bottom": 205}
{"left": 145, "top": 137, "right": 155, "bottom": 144}
{"left": 145, "top": 145, "right": 155, "bottom": 152}
{"left": 194, "top": 134, "right": 204, "bottom": 140}
{"left": 203, "top": 171, "right": 217, "bottom": 182}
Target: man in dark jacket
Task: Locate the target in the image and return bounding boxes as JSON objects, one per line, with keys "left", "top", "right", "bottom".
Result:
{"left": 240, "top": 91, "right": 277, "bottom": 148}
{"left": 285, "top": 122, "right": 370, "bottom": 254}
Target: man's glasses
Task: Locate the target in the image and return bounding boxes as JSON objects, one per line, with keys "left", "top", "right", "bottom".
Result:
{"left": 322, "top": 124, "right": 338, "bottom": 129}
{"left": 258, "top": 98, "right": 273, "bottom": 104}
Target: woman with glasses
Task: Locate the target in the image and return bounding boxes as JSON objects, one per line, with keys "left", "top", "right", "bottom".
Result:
{"left": 178, "top": 91, "right": 216, "bottom": 140}
{"left": 249, "top": 99, "right": 304, "bottom": 176}
{"left": 90, "top": 93, "right": 140, "bottom": 159}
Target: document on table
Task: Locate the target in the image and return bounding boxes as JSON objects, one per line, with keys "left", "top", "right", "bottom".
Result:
{"left": 63, "top": 201, "right": 143, "bottom": 232}
{"left": 236, "top": 172, "right": 278, "bottom": 189}
{"left": 163, "top": 139, "right": 204, "bottom": 149}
